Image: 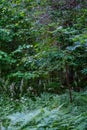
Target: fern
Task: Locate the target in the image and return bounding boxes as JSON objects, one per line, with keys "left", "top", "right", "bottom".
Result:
{"left": 0, "top": 91, "right": 87, "bottom": 130}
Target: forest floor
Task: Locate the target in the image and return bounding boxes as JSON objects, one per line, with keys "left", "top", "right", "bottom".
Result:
{"left": 0, "top": 91, "right": 87, "bottom": 130}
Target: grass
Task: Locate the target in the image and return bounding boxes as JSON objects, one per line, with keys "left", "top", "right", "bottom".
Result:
{"left": 0, "top": 91, "right": 87, "bottom": 130}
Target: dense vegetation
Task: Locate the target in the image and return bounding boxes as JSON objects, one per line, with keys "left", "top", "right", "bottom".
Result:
{"left": 0, "top": 0, "right": 87, "bottom": 129}
{"left": 0, "top": 91, "right": 87, "bottom": 130}
{"left": 0, "top": 0, "right": 87, "bottom": 98}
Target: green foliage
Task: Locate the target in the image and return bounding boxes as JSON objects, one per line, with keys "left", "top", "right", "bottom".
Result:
{"left": 0, "top": 0, "right": 87, "bottom": 97}
{"left": 0, "top": 92, "right": 87, "bottom": 129}
{"left": 0, "top": 0, "right": 87, "bottom": 129}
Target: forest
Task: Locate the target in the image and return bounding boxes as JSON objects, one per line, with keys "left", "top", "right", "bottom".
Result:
{"left": 0, "top": 0, "right": 87, "bottom": 129}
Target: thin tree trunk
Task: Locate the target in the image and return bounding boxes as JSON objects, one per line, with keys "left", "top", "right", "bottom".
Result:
{"left": 65, "top": 64, "right": 73, "bottom": 102}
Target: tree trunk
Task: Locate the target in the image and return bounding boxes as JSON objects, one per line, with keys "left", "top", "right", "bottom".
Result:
{"left": 65, "top": 64, "right": 73, "bottom": 102}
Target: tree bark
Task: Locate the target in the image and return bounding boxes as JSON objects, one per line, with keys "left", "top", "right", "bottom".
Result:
{"left": 65, "top": 64, "right": 73, "bottom": 102}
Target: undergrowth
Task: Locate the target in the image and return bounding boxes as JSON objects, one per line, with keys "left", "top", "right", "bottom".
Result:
{"left": 0, "top": 91, "right": 87, "bottom": 130}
